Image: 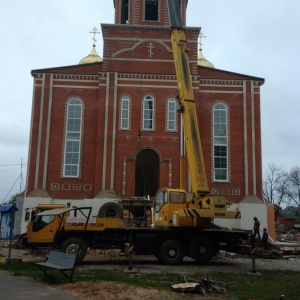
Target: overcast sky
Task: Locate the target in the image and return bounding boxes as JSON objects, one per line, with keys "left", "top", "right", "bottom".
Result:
{"left": 1, "top": 0, "right": 299, "bottom": 203}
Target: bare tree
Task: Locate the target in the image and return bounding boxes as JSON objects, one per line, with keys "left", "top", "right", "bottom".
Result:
{"left": 1, "top": 193, "right": 18, "bottom": 205}
{"left": 263, "top": 164, "right": 289, "bottom": 219}
{"left": 287, "top": 167, "right": 300, "bottom": 207}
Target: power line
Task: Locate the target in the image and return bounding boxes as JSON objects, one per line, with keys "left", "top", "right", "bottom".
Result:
{"left": 0, "top": 163, "right": 27, "bottom": 167}
{"left": 0, "top": 167, "right": 21, "bottom": 173}
{"left": 0, "top": 174, "right": 21, "bottom": 205}
{"left": 0, "top": 160, "right": 27, "bottom": 204}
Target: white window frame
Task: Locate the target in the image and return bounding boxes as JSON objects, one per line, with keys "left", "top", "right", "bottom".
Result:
{"left": 63, "top": 98, "right": 82, "bottom": 177}
{"left": 213, "top": 103, "right": 228, "bottom": 181}
{"left": 121, "top": 96, "right": 130, "bottom": 130}
{"left": 143, "top": 95, "right": 154, "bottom": 130}
{"left": 167, "top": 98, "right": 176, "bottom": 131}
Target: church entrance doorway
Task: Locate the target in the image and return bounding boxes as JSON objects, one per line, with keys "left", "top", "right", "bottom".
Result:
{"left": 135, "top": 149, "right": 159, "bottom": 197}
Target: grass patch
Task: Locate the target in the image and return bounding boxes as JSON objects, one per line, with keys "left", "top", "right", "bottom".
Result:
{"left": 75, "top": 269, "right": 179, "bottom": 290}
{"left": 1, "top": 261, "right": 300, "bottom": 299}
{"left": 210, "top": 271, "right": 300, "bottom": 299}
{"left": 0, "top": 261, "right": 40, "bottom": 278}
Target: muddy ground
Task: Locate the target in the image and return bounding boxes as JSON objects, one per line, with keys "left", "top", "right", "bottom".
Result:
{"left": 1, "top": 242, "right": 300, "bottom": 299}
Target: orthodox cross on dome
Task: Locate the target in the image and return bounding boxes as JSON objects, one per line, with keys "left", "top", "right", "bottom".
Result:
{"left": 89, "top": 27, "right": 100, "bottom": 46}
{"left": 199, "top": 30, "right": 206, "bottom": 51}
{"left": 147, "top": 42, "right": 155, "bottom": 58}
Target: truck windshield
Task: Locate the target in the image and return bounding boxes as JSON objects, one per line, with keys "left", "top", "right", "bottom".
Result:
{"left": 32, "top": 211, "right": 55, "bottom": 232}
{"left": 155, "top": 190, "right": 186, "bottom": 212}
{"left": 155, "top": 190, "right": 168, "bottom": 213}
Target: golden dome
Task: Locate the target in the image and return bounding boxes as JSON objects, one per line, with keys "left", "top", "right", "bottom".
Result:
{"left": 197, "top": 49, "right": 215, "bottom": 68}
{"left": 79, "top": 45, "right": 103, "bottom": 64}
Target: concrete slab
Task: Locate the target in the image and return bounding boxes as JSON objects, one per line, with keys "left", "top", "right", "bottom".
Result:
{"left": 0, "top": 270, "right": 78, "bottom": 300}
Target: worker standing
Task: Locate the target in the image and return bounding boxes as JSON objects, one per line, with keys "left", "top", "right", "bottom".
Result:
{"left": 253, "top": 217, "right": 261, "bottom": 238}
{"left": 261, "top": 228, "right": 269, "bottom": 250}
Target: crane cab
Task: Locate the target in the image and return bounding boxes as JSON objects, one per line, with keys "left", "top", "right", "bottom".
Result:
{"left": 152, "top": 188, "right": 193, "bottom": 227}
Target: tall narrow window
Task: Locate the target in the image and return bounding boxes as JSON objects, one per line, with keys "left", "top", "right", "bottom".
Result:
{"left": 121, "top": 96, "right": 130, "bottom": 129}
{"left": 143, "top": 95, "right": 154, "bottom": 130}
{"left": 167, "top": 98, "right": 176, "bottom": 131}
{"left": 121, "top": 0, "right": 129, "bottom": 24}
{"left": 145, "top": 0, "right": 159, "bottom": 21}
{"left": 213, "top": 103, "right": 228, "bottom": 181}
{"left": 63, "top": 98, "right": 82, "bottom": 177}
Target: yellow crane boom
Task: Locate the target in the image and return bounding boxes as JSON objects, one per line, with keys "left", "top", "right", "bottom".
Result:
{"left": 152, "top": 0, "right": 241, "bottom": 228}
{"left": 168, "top": 0, "right": 209, "bottom": 197}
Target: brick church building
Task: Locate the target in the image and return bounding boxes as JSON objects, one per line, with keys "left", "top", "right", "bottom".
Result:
{"left": 20, "top": 0, "right": 275, "bottom": 236}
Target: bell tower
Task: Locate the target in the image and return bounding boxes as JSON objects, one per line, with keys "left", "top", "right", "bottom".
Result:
{"left": 113, "top": 0, "right": 188, "bottom": 26}
{"left": 103, "top": 0, "right": 199, "bottom": 73}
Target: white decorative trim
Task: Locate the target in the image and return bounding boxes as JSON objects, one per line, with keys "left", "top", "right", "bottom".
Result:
{"left": 62, "top": 184, "right": 70, "bottom": 191}
{"left": 232, "top": 188, "right": 240, "bottom": 196}
{"left": 83, "top": 184, "right": 92, "bottom": 191}
{"left": 243, "top": 81, "right": 249, "bottom": 195}
{"left": 34, "top": 74, "right": 46, "bottom": 190}
{"left": 222, "top": 188, "right": 230, "bottom": 196}
{"left": 112, "top": 39, "right": 172, "bottom": 57}
{"left": 102, "top": 73, "right": 110, "bottom": 189}
{"left": 51, "top": 183, "right": 60, "bottom": 190}
{"left": 43, "top": 74, "right": 53, "bottom": 189}
{"left": 73, "top": 184, "right": 81, "bottom": 191}
{"left": 53, "top": 85, "right": 99, "bottom": 90}
{"left": 251, "top": 80, "right": 257, "bottom": 195}
{"left": 110, "top": 73, "right": 118, "bottom": 190}
{"left": 211, "top": 188, "right": 219, "bottom": 194}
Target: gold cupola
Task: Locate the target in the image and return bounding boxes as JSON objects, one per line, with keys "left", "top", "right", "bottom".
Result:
{"left": 79, "top": 27, "right": 103, "bottom": 64}
{"left": 197, "top": 31, "right": 215, "bottom": 68}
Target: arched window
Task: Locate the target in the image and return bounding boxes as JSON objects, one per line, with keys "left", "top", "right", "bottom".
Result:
{"left": 167, "top": 98, "right": 176, "bottom": 131}
{"left": 143, "top": 95, "right": 154, "bottom": 130}
{"left": 121, "top": 96, "right": 130, "bottom": 129}
{"left": 63, "top": 98, "right": 82, "bottom": 177}
{"left": 213, "top": 103, "right": 228, "bottom": 181}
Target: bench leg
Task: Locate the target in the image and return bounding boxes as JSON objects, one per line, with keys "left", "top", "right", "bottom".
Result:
{"left": 36, "top": 266, "right": 74, "bottom": 283}
{"left": 36, "top": 265, "right": 48, "bottom": 279}
{"left": 61, "top": 270, "right": 74, "bottom": 283}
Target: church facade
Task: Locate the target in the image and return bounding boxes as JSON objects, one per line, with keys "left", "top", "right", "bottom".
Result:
{"left": 20, "top": 0, "right": 274, "bottom": 236}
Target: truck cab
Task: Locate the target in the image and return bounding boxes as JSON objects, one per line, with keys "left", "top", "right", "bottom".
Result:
{"left": 153, "top": 188, "right": 194, "bottom": 227}
{"left": 22, "top": 204, "right": 66, "bottom": 248}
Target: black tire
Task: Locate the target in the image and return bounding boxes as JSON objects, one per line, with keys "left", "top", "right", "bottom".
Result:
{"left": 61, "top": 237, "right": 87, "bottom": 263}
{"left": 98, "top": 202, "right": 123, "bottom": 219}
{"left": 189, "top": 237, "right": 215, "bottom": 264}
{"left": 18, "top": 233, "right": 28, "bottom": 249}
{"left": 159, "top": 240, "right": 184, "bottom": 265}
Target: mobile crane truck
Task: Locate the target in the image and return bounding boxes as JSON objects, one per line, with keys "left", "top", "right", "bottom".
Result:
{"left": 21, "top": 0, "right": 250, "bottom": 265}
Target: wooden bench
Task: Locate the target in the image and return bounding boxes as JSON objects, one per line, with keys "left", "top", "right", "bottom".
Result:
{"left": 35, "top": 251, "right": 77, "bottom": 282}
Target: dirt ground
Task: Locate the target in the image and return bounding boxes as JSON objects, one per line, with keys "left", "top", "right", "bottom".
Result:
{"left": 58, "top": 281, "right": 231, "bottom": 300}
{"left": 1, "top": 241, "right": 300, "bottom": 300}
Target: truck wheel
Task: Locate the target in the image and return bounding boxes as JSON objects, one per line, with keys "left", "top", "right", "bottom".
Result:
{"left": 189, "top": 237, "right": 215, "bottom": 264}
{"left": 18, "top": 233, "right": 28, "bottom": 249}
{"left": 159, "top": 240, "right": 184, "bottom": 265}
{"left": 61, "top": 237, "right": 87, "bottom": 263}
{"left": 98, "top": 202, "right": 123, "bottom": 219}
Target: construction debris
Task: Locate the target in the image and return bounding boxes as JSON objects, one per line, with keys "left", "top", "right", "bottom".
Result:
{"left": 278, "top": 229, "right": 300, "bottom": 242}
{"left": 172, "top": 275, "right": 236, "bottom": 295}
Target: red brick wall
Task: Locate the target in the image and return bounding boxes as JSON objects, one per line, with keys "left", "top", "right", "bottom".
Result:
{"left": 26, "top": 0, "right": 264, "bottom": 204}
{"left": 114, "top": 0, "right": 187, "bottom": 26}
{"left": 276, "top": 214, "right": 295, "bottom": 230}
